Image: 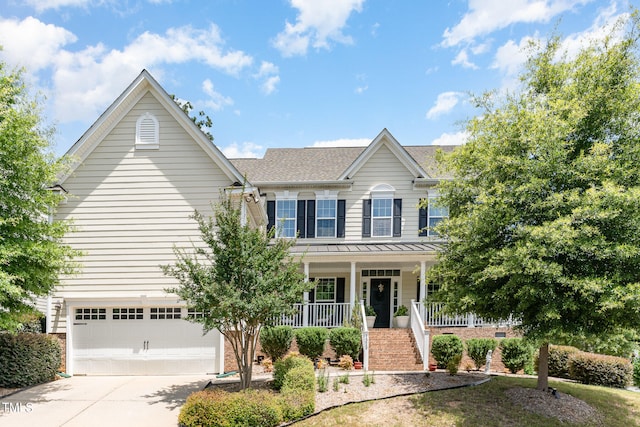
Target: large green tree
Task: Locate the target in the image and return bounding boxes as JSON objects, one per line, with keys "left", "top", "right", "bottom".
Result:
{"left": 163, "top": 194, "right": 312, "bottom": 389}
{"left": 0, "top": 62, "right": 79, "bottom": 331}
{"left": 427, "top": 14, "right": 640, "bottom": 390}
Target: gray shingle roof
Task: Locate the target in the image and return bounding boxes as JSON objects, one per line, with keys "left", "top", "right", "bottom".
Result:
{"left": 229, "top": 145, "right": 457, "bottom": 183}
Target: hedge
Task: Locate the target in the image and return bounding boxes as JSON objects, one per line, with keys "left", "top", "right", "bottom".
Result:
{"left": 179, "top": 389, "right": 282, "bottom": 427}
{"left": 294, "top": 327, "right": 328, "bottom": 360}
{"left": 465, "top": 338, "right": 497, "bottom": 370}
{"left": 273, "top": 353, "right": 314, "bottom": 391}
{"left": 533, "top": 345, "right": 581, "bottom": 379}
{"left": 260, "top": 326, "right": 294, "bottom": 361}
{"left": 569, "top": 353, "right": 632, "bottom": 388}
{"left": 634, "top": 358, "right": 640, "bottom": 387}
{"left": 329, "top": 327, "right": 362, "bottom": 361}
{"left": 431, "top": 335, "right": 463, "bottom": 369}
{"left": 0, "top": 332, "right": 61, "bottom": 388}
{"left": 500, "top": 338, "right": 533, "bottom": 374}
{"left": 279, "top": 361, "right": 316, "bottom": 421}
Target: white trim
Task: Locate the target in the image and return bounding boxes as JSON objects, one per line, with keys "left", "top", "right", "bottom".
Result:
{"left": 135, "top": 112, "right": 159, "bottom": 149}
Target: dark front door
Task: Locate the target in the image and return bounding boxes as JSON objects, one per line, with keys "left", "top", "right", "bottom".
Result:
{"left": 370, "top": 278, "right": 391, "bottom": 328}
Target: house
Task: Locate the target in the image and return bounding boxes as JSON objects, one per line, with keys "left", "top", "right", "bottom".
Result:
{"left": 48, "top": 70, "right": 464, "bottom": 376}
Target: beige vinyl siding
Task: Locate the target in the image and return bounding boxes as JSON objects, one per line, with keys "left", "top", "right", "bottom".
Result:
{"left": 53, "top": 93, "right": 231, "bottom": 332}
{"left": 345, "top": 143, "right": 422, "bottom": 242}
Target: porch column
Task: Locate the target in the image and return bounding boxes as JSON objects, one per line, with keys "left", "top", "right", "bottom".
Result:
{"left": 419, "top": 261, "right": 426, "bottom": 302}
{"left": 349, "top": 262, "right": 356, "bottom": 308}
{"left": 303, "top": 262, "right": 310, "bottom": 327}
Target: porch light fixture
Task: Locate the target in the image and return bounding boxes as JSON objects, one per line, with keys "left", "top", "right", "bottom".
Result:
{"left": 378, "top": 283, "right": 385, "bottom": 292}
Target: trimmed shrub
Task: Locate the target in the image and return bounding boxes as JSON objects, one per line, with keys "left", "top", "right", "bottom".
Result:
{"left": 533, "top": 345, "right": 581, "bottom": 379}
{"left": 465, "top": 338, "right": 497, "bottom": 370}
{"left": 294, "top": 327, "right": 328, "bottom": 360}
{"left": 260, "top": 326, "right": 294, "bottom": 361}
{"left": 279, "top": 362, "right": 316, "bottom": 421}
{"left": 569, "top": 353, "right": 632, "bottom": 388}
{"left": 0, "top": 332, "right": 61, "bottom": 388}
{"left": 179, "top": 389, "right": 282, "bottom": 427}
{"left": 431, "top": 335, "right": 463, "bottom": 369}
{"left": 329, "top": 327, "right": 362, "bottom": 360}
{"left": 273, "top": 353, "right": 313, "bottom": 391}
{"left": 500, "top": 338, "right": 533, "bottom": 374}
{"left": 633, "top": 358, "right": 640, "bottom": 387}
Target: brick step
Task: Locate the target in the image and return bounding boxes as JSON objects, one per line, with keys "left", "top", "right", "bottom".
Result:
{"left": 367, "top": 329, "right": 424, "bottom": 371}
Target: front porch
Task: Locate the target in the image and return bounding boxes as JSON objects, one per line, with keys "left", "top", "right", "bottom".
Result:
{"left": 273, "top": 301, "right": 513, "bottom": 329}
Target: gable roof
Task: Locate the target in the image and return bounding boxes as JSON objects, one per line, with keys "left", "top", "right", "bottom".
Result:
{"left": 230, "top": 129, "right": 456, "bottom": 185}
{"left": 59, "top": 69, "right": 246, "bottom": 185}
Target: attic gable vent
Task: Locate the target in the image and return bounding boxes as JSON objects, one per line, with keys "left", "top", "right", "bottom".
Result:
{"left": 135, "top": 112, "right": 159, "bottom": 149}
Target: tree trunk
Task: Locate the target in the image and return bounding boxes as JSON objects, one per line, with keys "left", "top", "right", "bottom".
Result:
{"left": 537, "top": 342, "right": 549, "bottom": 391}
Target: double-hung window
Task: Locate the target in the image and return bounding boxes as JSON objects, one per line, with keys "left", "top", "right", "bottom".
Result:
{"left": 314, "top": 278, "right": 336, "bottom": 301}
{"left": 276, "top": 199, "right": 296, "bottom": 238}
{"left": 419, "top": 194, "right": 449, "bottom": 237}
{"left": 316, "top": 193, "right": 337, "bottom": 238}
{"left": 372, "top": 198, "right": 392, "bottom": 237}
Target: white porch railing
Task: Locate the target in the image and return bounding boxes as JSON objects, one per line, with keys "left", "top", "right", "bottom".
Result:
{"left": 422, "top": 301, "right": 517, "bottom": 328}
{"left": 410, "top": 299, "right": 429, "bottom": 370}
{"left": 359, "top": 300, "right": 369, "bottom": 371}
{"left": 272, "top": 302, "right": 351, "bottom": 328}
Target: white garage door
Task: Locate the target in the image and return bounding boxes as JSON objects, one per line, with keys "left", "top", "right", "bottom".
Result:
{"left": 72, "top": 306, "right": 220, "bottom": 375}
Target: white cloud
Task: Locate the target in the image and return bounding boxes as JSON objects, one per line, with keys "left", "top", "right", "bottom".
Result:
{"left": 25, "top": 0, "right": 91, "bottom": 12}
{"left": 431, "top": 131, "right": 469, "bottom": 146}
{"left": 311, "top": 138, "right": 370, "bottom": 147}
{"left": 442, "top": 0, "right": 590, "bottom": 47}
{"left": 492, "top": 36, "right": 535, "bottom": 77}
{"left": 451, "top": 49, "right": 478, "bottom": 69}
{"left": 222, "top": 141, "right": 264, "bottom": 158}
{"left": 0, "top": 18, "right": 253, "bottom": 123}
{"left": 201, "top": 79, "right": 233, "bottom": 111}
{"left": 426, "top": 92, "right": 464, "bottom": 120}
{"left": 354, "top": 85, "right": 368, "bottom": 94}
{"left": 0, "top": 17, "right": 77, "bottom": 72}
{"left": 272, "top": 0, "right": 365, "bottom": 57}
{"left": 254, "top": 61, "right": 280, "bottom": 94}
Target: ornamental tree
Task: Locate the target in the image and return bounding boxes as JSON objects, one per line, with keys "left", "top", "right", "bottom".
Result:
{"left": 426, "top": 14, "right": 640, "bottom": 390}
{"left": 163, "top": 194, "right": 311, "bottom": 389}
{"left": 0, "top": 62, "right": 79, "bottom": 331}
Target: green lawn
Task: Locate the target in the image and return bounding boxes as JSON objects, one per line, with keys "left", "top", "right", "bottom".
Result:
{"left": 295, "top": 376, "right": 640, "bottom": 427}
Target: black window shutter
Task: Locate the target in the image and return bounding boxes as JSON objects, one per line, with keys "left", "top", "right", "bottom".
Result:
{"left": 362, "top": 199, "right": 371, "bottom": 237}
{"left": 416, "top": 278, "right": 421, "bottom": 301}
{"left": 337, "top": 199, "right": 346, "bottom": 238}
{"left": 393, "top": 198, "right": 402, "bottom": 237}
{"left": 305, "top": 200, "right": 315, "bottom": 238}
{"left": 418, "top": 199, "right": 428, "bottom": 237}
{"left": 297, "top": 200, "right": 306, "bottom": 237}
{"left": 336, "top": 278, "right": 345, "bottom": 303}
{"left": 267, "top": 200, "right": 275, "bottom": 234}
{"left": 308, "top": 278, "right": 315, "bottom": 303}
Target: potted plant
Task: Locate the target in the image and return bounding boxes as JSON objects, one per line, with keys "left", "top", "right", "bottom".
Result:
{"left": 393, "top": 305, "right": 410, "bottom": 328}
{"left": 365, "top": 305, "right": 376, "bottom": 328}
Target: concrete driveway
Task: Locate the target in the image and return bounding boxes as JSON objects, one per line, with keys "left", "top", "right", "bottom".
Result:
{"left": 0, "top": 375, "right": 210, "bottom": 427}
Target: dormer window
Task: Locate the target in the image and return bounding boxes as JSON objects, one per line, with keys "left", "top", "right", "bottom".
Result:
{"left": 135, "top": 112, "right": 159, "bottom": 149}
{"left": 362, "top": 184, "right": 402, "bottom": 238}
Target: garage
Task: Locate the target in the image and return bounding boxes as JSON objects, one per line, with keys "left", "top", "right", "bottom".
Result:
{"left": 71, "top": 306, "right": 220, "bottom": 375}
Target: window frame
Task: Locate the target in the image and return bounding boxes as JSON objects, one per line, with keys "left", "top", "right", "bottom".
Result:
{"left": 275, "top": 192, "right": 298, "bottom": 238}
{"left": 427, "top": 194, "right": 448, "bottom": 237}
{"left": 314, "top": 277, "right": 337, "bottom": 302}
{"left": 371, "top": 197, "right": 393, "bottom": 237}
{"left": 315, "top": 192, "right": 338, "bottom": 238}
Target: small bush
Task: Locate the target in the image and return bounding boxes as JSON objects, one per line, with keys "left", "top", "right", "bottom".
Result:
{"left": 362, "top": 371, "right": 375, "bottom": 387}
{"left": 447, "top": 354, "right": 462, "bottom": 375}
{"left": 533, "top": 345, "right": 581, "bottom": 379}
{"left": 294, "top": 327, "right": 328, "bottom": 360}
{"left": 280, "top": 360, "right": 315, "bottom": 421}
{"left": 465, "top": 338, "right": 497, "bottom": 370}
{"left": 500, "top": 338, "right": 533, "bottom": 374}
{"left": 338, "top": 354, "right": 354, "bottom": 370}
{"left": 179, "top": 389, "right": 283, "bottom": 427}
{"left": 0, "top": 332, "right": 61, "bottom": 388}
{"left": 317, "top": 369, "right": 329, "bottom": 392}
{"left": 260, "top": 326, "right": 294, "bottom": 362}
{"left": 633, "top": 358, "right": 640, "bottom": 387}
{"left": 431, "top": 335, "right": 463, "bottom": 369}
{"left": 329, "top": 327, "right": 362, "bottom": 360}
{"left": 569, "top": 352, "right": 632, "bottom": 388}
{"left": 273, "top": 353, "right": 313, "bottom": 391}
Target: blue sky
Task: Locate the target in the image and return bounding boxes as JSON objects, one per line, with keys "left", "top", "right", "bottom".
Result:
{"left": 0, "top": 0, "right": 631, "bottom": 158}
